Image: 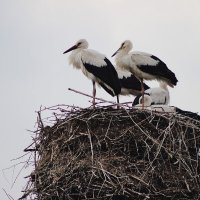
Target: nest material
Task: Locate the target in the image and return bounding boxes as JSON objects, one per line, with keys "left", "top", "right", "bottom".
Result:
{"left": 22, "top": 106, "right": 200, "bottom": 200}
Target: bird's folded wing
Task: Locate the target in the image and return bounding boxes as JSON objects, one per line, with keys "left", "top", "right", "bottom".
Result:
{"left": 131, "top": 53, "right": 178, "bottom": 85}
{"left": 131, "top": 52, "right": 159, "bottom": 67}
{"left": 81, "top": 49, "right": 107, "bottom": 67}
{"left": 82, "top": 57, "right": 121, "bottom": 95}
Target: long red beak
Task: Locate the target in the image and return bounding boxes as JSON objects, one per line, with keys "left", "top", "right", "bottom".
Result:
{"left": 63, "top": 45, "right": 78, "bottom": 54}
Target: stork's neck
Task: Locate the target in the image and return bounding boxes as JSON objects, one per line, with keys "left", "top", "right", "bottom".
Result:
{"left": 69, "top": 49, "right": 83, "bottom": 69}
{"left": 159, "top": 82, "right": 168, "bottom": 91}
{"left": 115, "top": 51, "right": 130, "bottom": 69}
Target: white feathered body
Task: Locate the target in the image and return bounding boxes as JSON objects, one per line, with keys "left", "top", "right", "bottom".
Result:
{"left": 68, "top": 48, "right": 121, "bottom": 96}
{"left": 145, "top": 83, "right": 170, "bottom": 105}
{"left": 69, "top": 49, "right": 105, "bottom": 82}
{"left": 115, "top": 51, "right": 159, "bottom": 80}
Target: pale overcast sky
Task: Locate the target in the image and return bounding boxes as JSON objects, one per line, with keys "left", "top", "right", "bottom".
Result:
{"left": 0, "top": 0, "right": 200, "bottom": 199}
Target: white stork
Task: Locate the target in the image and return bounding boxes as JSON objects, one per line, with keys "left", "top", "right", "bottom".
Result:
{"left": 63, "top": 39, "right": 121, "bottom": 107}
{"left": 112, "top": 40, "right": 178, "bottom": 107}
{"left": 116, "top": 67, "right": 150, "bottom": 96}
{"left": 132, "top": 82, "right": 170, "bottom": 106}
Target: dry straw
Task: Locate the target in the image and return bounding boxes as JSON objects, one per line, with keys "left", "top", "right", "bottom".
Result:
{"left": 20, "top": 101, "right": 200, "bottom": 200}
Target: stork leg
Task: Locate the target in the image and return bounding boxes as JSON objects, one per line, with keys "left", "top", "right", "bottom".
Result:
{"left": 92, "top": 81, "right": 96, "bottom": 108}
{"left": 116, "top": 95, "right": 119, "bottom": 109}
{"left": 141, "top": 78, "right": 144, "bottom": 109}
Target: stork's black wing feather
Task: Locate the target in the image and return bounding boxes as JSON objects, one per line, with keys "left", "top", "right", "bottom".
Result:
{"left": 98, "top": 82, "right": 114, "bottom": 97}
{"left": 138, "top": 55, "right": 178, "bottom": 86}
{"left": 83, "top": 58, "right": 121, "bottom": 96}
{"left": 132, "top": 94, "right": 141, "bottom": 106}
{"left": 120, "top": 74, "right": 150, "bottom": 91}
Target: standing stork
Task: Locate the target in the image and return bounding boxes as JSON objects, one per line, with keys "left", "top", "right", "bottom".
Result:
{"left": 112, "top": 40, "right": 178, "bottom": 107}
{"left": 63, "top": 39, "right": 121, "bottom": 107}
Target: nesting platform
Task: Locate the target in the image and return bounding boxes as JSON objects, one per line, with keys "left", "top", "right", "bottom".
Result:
{"left": 21, "top": 106, "right": 200, "bottom": 200}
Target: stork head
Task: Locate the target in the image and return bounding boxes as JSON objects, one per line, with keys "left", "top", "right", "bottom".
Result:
{"left": 63, "top": 39, "right": 89, "bottom": 54}
{"left": 112, "top": 40, "right": 133, "bottom": 57}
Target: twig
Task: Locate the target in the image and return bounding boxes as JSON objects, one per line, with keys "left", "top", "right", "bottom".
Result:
{"left": 68, "top": 88, "right": 116, "bottom": 104}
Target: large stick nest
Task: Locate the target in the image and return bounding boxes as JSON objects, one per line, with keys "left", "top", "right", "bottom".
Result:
{"left": 21, "top": 106, "right": 200, "bottom": 200}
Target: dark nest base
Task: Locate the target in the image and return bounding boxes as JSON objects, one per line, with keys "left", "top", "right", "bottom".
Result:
{"left": 21, "top": 106, "right": 200, "bottom": 200}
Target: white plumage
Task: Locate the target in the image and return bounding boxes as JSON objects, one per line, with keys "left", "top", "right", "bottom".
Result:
{"left": 145, "top": 82, "right": 170, "bottom": 105}
{"left": 63, "top": 39, "right": 121, "bottom": 107}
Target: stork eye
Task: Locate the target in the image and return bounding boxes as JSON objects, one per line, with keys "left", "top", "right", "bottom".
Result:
{"left": 121, "top": 42, "right": 125, "bottom": 48}
{"left": 77, "top": 42, "right": 81, "bottom": 46}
